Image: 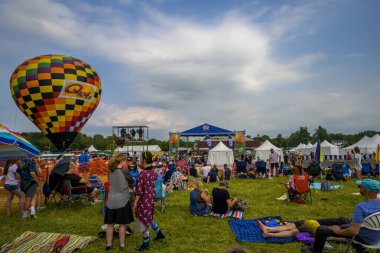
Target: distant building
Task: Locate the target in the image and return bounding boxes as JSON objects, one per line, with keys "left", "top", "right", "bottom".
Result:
{"left": 331, "top": 140, "right": 346, "bottom": 148}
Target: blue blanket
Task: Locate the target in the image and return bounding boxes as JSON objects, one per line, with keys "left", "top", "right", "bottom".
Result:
{"left": 309, "top": 183, "right": 343, "bottom": 190}
{"left": 228, "top": 216, "right": 294, "bottom": 243}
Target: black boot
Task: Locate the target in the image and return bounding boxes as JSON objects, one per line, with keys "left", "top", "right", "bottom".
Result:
{"left": 135, "top": 238, "right": 149, "bottom": 252}
{"left": 154, "top": 231, "right": 165, "bottom": 241}
{"left": 135, "top": 243, "right": 149, "bottom": 251}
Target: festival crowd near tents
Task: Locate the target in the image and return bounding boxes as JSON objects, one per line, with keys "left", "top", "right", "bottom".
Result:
{"left": 1, "top": 55, "right": 379, "bottom": 253}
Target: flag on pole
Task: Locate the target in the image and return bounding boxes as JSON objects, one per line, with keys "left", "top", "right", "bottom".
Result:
{"left": 314, "top": 140, "right": 324, "bottom": 164}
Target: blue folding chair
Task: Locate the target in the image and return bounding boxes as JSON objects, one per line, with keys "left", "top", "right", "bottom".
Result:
{"left": 256, "top": 160, "right": 267, "bottom": 175}
{"left": 332, "top": 163, "right": 344, "bottom": 181}
{"left": 362, "top": 163, "right": 371, "bottom": 176}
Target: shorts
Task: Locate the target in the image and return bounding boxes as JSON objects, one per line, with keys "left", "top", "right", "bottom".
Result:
{"left": 4, "top": 184, "right": 19, "bottom": 191}
{"left": 270, "top": 163, "right": 279, "bottom": 169}
{"left": 24, "top": 182, "right": 39, "bottom": 197}
{"left": 294, "top": 220, "right": 319, "bottom": 237}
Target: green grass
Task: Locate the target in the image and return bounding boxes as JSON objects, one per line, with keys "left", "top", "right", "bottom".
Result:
{"left": 0, "top": 177, "right": 366, "bottom": 252}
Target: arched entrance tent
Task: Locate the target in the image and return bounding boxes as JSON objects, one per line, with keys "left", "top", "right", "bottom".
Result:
{"left": 207, "top": 141, "right": 234, "bottom": 166}
{"left": 254, "top": 140, "right": 283, "bottom": 161}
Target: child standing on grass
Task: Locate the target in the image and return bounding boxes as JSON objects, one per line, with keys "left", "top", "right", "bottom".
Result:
{"left": 133, "top": 151, "right": 165, "bottom": 251}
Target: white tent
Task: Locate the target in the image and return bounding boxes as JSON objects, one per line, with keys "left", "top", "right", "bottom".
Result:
{"left": 115, "top": 145, "right": 162, "bottom": 155}
{"left": 254, "top": 140, "right": 283, "bottom": 161}
{"left": 88, "top": 145, "right": 98, "bottom": 152}
{"left": 363, "top": 134, "right": 380, "bottom": 154}
{"left": 320, "top": 140, "right": 339, "bottom": 156}
{"left": 343, "top": 136, "right": 371, "bottom": 154}
{"left": 207, "top": 141, "right": 234, "bottom": 166}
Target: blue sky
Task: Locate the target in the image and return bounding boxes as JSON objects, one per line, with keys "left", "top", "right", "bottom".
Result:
{"left": 0, "top": 0, "right": 379, "bottom": 140}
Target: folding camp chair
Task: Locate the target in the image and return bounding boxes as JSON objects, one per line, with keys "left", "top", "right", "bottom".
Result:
{"left": 362, "top": 163, "right": 371, "bottom": 176}
{"left": 332, "top": 163, "right": 344, "bottom": 181}
{"left": 88, "top": 175, "right": 104, "bottom": 189}
{"left": 345, "top": 211, "right": 380, "bottom": 253}
{"left": 290, "top": 174, "right": 312, "bottom": 204}
{"left": 255, "top": 160, "right": 267, "bottom": 176}
{"left": 282, "top": 165, "right": 292, "bottom": 176}
{"left": 61, "top": 179, "right": 89, "bottom": 208}
{"left": 154, "top": 179, "right": 168, "bottom": 214}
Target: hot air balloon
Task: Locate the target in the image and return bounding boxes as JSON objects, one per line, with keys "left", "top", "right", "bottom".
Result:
{"left": 10, "top": 55, "right": 102, "bottom": 151}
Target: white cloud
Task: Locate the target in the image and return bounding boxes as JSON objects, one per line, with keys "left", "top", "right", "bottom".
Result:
{"left": 88, "top": 102, "right": 190, "bottom": 131}
{"left": 0, "top": 0, "right": 378, "bottom": 139}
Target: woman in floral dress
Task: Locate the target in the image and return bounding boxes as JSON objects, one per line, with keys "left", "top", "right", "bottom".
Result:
{"left": 133, "top": 151, "right": 165, "bottom": 251}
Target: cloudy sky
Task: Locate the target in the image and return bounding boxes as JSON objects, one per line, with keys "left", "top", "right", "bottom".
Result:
{"left": 0, "top": 0, "right": 379, "bottom": 140}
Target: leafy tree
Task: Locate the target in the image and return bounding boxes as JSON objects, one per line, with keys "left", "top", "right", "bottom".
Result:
{"left": 312, "top": 126, "right": 331, "bottom": 142}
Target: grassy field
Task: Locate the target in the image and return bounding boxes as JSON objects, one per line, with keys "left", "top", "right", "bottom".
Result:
{"left": 0, "top": 176, "right": 368, "bottom": 253}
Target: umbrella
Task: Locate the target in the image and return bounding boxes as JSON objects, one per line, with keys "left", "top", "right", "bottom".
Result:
{"left": 0, "top": 123, "right": 40, "bottom": 160}
{"left": 52, "top": 162, "right": 70, "bottom": 176}
{"left": 314, "top": 140, "right": 324, "bottom": 164}
{"left": 375, "top": 144, "right": 380, "bottom": 163}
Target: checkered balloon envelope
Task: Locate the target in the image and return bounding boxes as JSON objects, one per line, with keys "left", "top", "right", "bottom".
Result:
{"left": 9, "top": 55, "right": 102, "bottom": 151}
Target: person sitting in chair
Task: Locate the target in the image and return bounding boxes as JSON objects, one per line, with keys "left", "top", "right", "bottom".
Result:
{"left": 306, "top": 160, "right": 321, "bottom": 178}
{"left": 211, "top": 180, "right": 237, "bottom": 214}
{"left": 302, "top": 179, "right": 380, "bottom": 253}
{"left": 283, "top": 167, "right": 300, "bottom": 201}
{"left": 63, "top": 163, "right": 99, "bottom": 203}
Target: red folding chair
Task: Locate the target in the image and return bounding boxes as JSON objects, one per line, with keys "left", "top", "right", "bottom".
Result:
{"left": 291, "top": 174, "right": 312, "bottom": 204}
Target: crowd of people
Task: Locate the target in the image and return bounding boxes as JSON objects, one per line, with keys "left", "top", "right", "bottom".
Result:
{"left": 1, "top": 146, "right": 379, "bottom": 253}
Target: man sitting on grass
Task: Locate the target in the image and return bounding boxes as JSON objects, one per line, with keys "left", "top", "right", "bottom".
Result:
{"left": 302, "top": 179, "right": 380, "bottom": 253}
{"left": 211, "top": 180, "right": 237, "bottom": 214}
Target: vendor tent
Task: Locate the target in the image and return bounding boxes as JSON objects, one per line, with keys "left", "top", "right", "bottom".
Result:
{"left": 343, "top": 136, "right": 371, "bottom": 154}
{"left": 363, "top": 134, "right": 380, "bottom": 154}
{"left": 88, "top": 145, "right": 98, "bottom": 152}
{"left": 115, "top": 145, "right": 162, "bottom": 155}
{"left": 207, "top": 141, "right": 234, "bottom": 166}
{"left": 254, "top": 140, "right": 283, "bottom": 161}
{"left": 320, "top": 140, "right": 339, "bottom": 156}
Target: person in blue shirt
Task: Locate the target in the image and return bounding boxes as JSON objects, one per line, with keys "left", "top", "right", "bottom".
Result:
{"left": 78, "top": 148, "right": 90, "bottom": 163}
{"left": 302, "top": 179, "right": 380, "bottom": 253}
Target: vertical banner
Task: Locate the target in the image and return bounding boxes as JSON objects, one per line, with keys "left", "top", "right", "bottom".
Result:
{"left": 169, "top": 132, "right": 180, "bottom": 158}
{"left": 206, "top": 135, "right": 212, "bottom": 147}
{"left": 228, "top": 135, "right": 233, "bottom": 148}
{"left": 234, "top": 131, "right": 246, "bottom": 155}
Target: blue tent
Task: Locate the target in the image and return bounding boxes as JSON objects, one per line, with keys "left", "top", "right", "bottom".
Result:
{"left": 180, "top": 123, "right": 234, "bottom": 137}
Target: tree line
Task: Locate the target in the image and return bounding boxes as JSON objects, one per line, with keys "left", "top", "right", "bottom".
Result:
{"left": 21, "top": 126, "right": 378, "bottom": 152}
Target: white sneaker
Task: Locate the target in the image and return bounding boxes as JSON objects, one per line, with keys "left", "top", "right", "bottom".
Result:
{"left": 323, "top": 242, "right": 333, "bottom": 250}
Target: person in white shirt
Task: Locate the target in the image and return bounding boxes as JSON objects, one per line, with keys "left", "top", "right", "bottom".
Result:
{"left": 4, "top": 160, "right": 25, "bottom": 216}
{"left": 200, "top": 163, "right": 211, "bottom": 179}
{"left": 269, "top": 149, "right": 281, "bottom": 176}
{"left": 353, "top": 146, "right": 362, "bottom": 180}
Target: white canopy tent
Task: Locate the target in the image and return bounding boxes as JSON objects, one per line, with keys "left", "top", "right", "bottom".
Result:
{"left": 320, "top": 140, "right": 339, "bottom": 156}
{"left": 88, "top": 145, "right": 99, "bottom": 152}
{"left": 207, "top": 141, "right": 234, "bottom": 166}
{"left": 114, "top": 145, "right": 162, "bottom": 155}
{"left": 254, "top": 140, "right": 283, "bottom": 161}
{"left": 343, "top": 136, "right": 373, "bottom": 154}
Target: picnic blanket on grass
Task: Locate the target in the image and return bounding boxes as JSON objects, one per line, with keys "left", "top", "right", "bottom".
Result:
{"left": 309, "top": 183, "right": 343, "bottom": 190}
{"left": 229, "top": 216, "right": 294, "bottom": 243}
{"left": 210, "top": 210, "right": 244, "bottom": 219}
{"left": 0, "top": 231, "right": 96, "bottom": 253}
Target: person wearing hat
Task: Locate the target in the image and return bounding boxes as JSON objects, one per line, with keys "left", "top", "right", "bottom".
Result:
{"left": 211, "top": 180, "right": 237, "bottom": 214}
{"left": 302, "top": 179, "right": 380, "bottom": 253}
